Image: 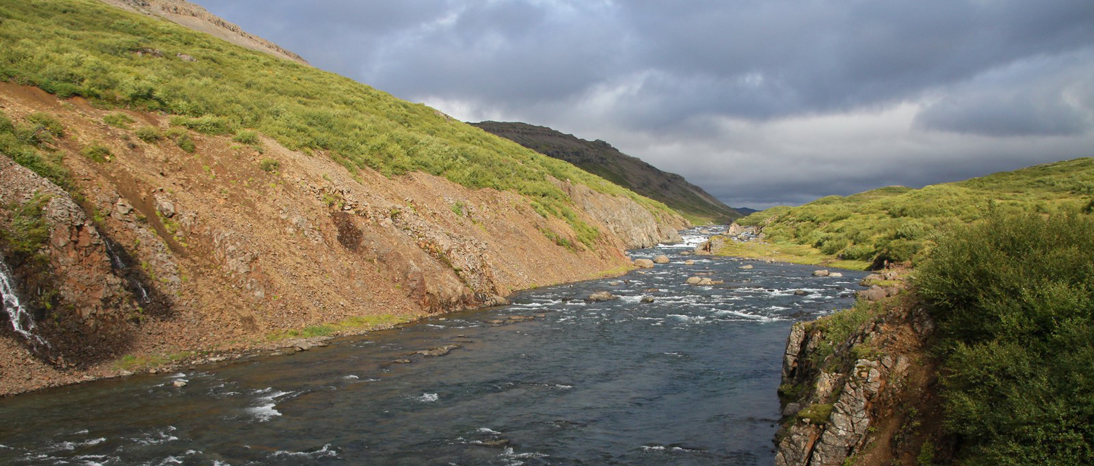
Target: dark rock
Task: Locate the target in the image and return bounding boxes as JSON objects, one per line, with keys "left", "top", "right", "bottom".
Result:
{"left": 414, "top": 345, "right": 460, "bottom": 357}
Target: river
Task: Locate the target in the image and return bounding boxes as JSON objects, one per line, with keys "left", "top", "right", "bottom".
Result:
{"left": 0, "top": 227, "right": 865, "bottom": 465}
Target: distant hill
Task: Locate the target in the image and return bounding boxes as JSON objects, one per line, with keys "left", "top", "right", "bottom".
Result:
{"left": 732, "top": 157, "right": 1094, "bottom": 268}
{"left": 473, "top": 121, "right": 741, "bottom": 224}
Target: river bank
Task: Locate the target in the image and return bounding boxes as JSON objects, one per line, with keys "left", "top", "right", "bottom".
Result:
{"left": 0, "top": 227, "right": 867, "bottom": 465}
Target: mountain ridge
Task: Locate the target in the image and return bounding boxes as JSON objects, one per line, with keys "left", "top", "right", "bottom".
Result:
{"left": 472, "top": 121, "right": 741, "bottom": 224}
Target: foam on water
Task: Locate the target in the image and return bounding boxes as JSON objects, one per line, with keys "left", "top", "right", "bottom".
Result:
{"left": 272, "top": 443, "right": 338, "bottom": 459}
{"left": 248, "top": 389, "right": 292, "bottom": 422}
{"left": 416, "top": 393, "right": 439, "bottom": 403}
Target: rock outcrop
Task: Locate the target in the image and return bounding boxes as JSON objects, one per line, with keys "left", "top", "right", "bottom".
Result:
{"left": 0, "top": 157, "right": 138, "bottom": 364}
{"left": 775, "top": 291, "right": 940, "bottom": 466}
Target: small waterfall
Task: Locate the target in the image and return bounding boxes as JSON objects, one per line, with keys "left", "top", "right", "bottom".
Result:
{"left": 103, "top": 239, "right": 150, "bottom": 304}
{"left": 0, "top": 258, "right": 47, "bottom": 345}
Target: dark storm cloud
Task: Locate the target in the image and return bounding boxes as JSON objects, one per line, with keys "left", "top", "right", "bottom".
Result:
{"left": 197, "top": 0, "right": 1094, "bottom": 208}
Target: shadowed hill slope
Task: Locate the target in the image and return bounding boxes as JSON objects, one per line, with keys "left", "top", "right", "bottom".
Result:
{"left": 473, "top": 121, "right": 741, "bottom": 224}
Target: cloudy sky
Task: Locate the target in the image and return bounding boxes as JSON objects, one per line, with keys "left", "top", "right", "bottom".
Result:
{"left": 200, "top": 0, "right": 1094, "bottom": 209}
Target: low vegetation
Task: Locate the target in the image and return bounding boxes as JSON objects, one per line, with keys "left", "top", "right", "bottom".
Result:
{"left": 0, "top": 109, "right": 72, "bottom": 191}
{"left": 914, "top": 211, "right": 1094, "bottom": 465}
{"left": 736, "top": 158, "right": 1094, "bottom": 268}
{"left": 265, "top": 314, "right": 406, "bottom": 342}
{"left": 0, "top": 0, "right": 675, "bottom": 239}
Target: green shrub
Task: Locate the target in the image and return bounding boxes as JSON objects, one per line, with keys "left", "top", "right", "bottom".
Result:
{"left": 81, "top": 143, "right": 112, "bottom": 163}
{"left": 175, "top": 134, "right": 195, "bottom": 153}
{"left": 102, "top": 112, "right": 134, "bottom": 129}
{"left": 1, "top": 193, "right": 52, "bottom": 254}
{"left": 232, "top": 129, "right": 259, "bottom": 144}
{"left": 135, "top": 126, "right": 162, "bottom": 143}
{"left": 171, "top": 115, "right": 231, "bottom": 135}
{"left": 25, "top": 112, "right": 64, "bottom": 143}
{"left": 165, "top": 127, "right": 187, "bottom": 139}
{"left": 259, "top": 158, "right": 280, "bottom": 172}
{"left": 915, "top": 211, "right": 1094, "bottom": 465}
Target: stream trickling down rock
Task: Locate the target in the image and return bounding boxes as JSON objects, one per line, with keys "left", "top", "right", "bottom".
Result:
{"left": 0, "top": 228, "right": 865, "bottom": 465}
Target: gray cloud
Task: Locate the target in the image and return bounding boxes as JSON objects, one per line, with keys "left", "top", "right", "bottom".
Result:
{"left": 197, "top": 0, "right": 1094, "bottom": 209}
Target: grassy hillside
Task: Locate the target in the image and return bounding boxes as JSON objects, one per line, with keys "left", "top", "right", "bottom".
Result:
{"left": 730, "top": 158, "right": 1094, "bottom": 268}
{"left": 0, "top": 0, "right": 674, "bottom": 240}
{"left": 473, "top": 121, "right": 740, "bottom": 224}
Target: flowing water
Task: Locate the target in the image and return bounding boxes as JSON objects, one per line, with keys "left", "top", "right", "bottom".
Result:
{"left": 0, "top": 228, "right": 865, "bottom": 465}
{"left": 0, "top": 258, "right": 45, "bottom": 345}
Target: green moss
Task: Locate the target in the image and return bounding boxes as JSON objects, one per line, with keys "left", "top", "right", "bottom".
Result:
{"left": 798, "top": 403, "right": 834, "bottom": 424}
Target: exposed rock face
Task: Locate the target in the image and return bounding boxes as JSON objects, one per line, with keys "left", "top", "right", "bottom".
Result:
{"left": 96, "top": 0, "right": 309, "bottom": 65}
{"left": 472, "top": 121, "right": 741, "bottom": 223}
{"left": 0, "top": 157, "right": 137, "bottom": 363}
{"left": 561, "top": 180, "right": 685, "bottom": 249}
{"left": 775, "top": 293, "right": 940, "bottom": 466}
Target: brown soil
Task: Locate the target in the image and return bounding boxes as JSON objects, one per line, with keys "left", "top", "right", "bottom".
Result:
{"left": 0, "top": 82, "right": 684, "bottom": 396}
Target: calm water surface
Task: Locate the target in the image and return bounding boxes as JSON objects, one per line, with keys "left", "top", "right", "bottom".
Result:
{"left": 0, "top": 228, "right": 865, "bottom": 465}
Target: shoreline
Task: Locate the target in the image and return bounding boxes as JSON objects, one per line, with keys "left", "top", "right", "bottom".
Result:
{"left": 0, "top": 264, "right": 639, "bottom": 398}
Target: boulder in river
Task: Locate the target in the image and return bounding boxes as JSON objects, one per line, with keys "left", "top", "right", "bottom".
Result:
{"left": 686, "top": 276, "right": 702, "bottom": 285}
{"left": 812, "top": 270, "right": 830, "bottom": 277}
{"left": 684, "top": 260, "right": 695, "bottom": 266}
{"left": 586, "top": 291, "right": 616, "bottom": 302}
{"left": 739, "top": 264, "right": 754, "bottom": 270}
{"left": 414, "top": 345, "right": 461, "bottom": 357}
{"left": 698, "top": 278, "right": 714, "bottom": 286}
{"left": 640, "top": 296, "right": 655, "bottom": 304}
{"left": 829, "top": 272, "right": 843, "bottom": 278}
{"left": 633, "top": 258, "right": 655, "bottom": 269}
{"left": 654, "top": 255, "right": 670, "bottom": 264}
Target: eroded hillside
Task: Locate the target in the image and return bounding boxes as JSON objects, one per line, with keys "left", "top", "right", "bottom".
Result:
{"left": 0, "top": 83, "right": 684, "bottom": 395}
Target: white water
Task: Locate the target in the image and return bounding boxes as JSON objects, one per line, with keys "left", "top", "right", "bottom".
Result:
{"left": 0, "top": 258, "right": 46, "bottom": 345}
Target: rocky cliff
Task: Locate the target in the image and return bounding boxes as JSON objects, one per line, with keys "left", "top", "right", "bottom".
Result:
{"left": 0, "top": 83, "right": 685, "bottom": 395}
{"left": 775, "top": 280, "right": 943, "bottom": 466}
{"left": 472, "top": 121, "right": 741, "bottom": 224}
